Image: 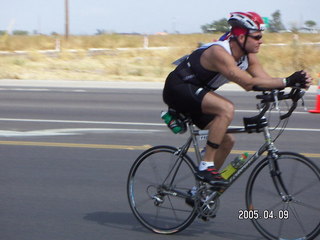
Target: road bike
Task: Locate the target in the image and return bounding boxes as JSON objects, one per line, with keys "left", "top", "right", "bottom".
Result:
{"left": 127, "top": 87, "right": 320, "bottom": 240}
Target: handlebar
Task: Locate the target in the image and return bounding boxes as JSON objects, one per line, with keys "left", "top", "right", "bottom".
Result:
{"left": 254, "top": 87, "right": 305, "bottom": 120}
{"left": 242, "top": 87, "right": 304, "bottom": 133}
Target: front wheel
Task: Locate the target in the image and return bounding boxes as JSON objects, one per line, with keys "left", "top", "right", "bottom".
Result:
{"left": 127, "top": 145, "right": 198, "bottom": 234}
{"left": 246, "top": 152, "right": 320, "bottom": 240}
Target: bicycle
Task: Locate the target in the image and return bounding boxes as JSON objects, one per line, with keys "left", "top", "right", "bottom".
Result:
{"left": 127, "top": 87, "right": 320, "bottom": 240}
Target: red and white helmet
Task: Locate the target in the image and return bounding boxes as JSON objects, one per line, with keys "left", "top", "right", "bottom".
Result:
{"left": 228, "top": 12, "right": 265, "bottom": 32}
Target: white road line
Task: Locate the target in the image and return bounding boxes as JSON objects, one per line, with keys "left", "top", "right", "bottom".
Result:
{"left": 0, "top": 118, "right": 164, "bottom": 126}
{"left": 235, "top": 109, "right": 309, "bottom": 114}
{"left": 0, "top": 118, "right": 318, "bottom": 132}
{"left": 0, "top": 88, "right": 87, "bottom": 92}
{"left": 230, "top": 126, "right": 320, "bottom": 132}
{"left": 0, "top": 128, "right": 164, "bottom": 137}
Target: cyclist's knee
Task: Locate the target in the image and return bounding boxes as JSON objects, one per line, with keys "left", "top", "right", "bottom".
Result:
{"left": 217, "top": 101, "right": 234, "bottom": 123}
{"left": 202, "top": 93, "right": 235, "bottom": 122}
{"left": 223, "top": 134, "right": 235, "bottom": 148}
{"left": 224, "top": 101, "right": 235, "bottom": 121}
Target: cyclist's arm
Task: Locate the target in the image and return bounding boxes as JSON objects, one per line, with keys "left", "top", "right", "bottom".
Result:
{"left": 201, "top": 47, "right": 285, "bottom": 91}
{"left": 246, "top": 53, "right": 271, "bottom": 78}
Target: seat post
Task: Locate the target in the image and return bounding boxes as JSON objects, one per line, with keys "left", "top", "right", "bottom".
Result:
{"left": 187, "top": 122, "right": 202, "bottom": 165}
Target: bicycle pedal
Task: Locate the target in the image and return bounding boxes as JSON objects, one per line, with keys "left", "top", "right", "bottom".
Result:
{"left": 198, "top": 215, "right": 209, "bottom": 222}
{"left": 209, "top": 186, "right": 223, "bottom": 191}
{"left": 185, "top": 197, "right": 194, "bottom": 208}
{"left": 198, "top": 214, "right": 216, "bottom": 222}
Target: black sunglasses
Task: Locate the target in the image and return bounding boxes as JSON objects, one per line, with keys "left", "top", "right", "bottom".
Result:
{"left": 247, "top": 35, "right": 263, "bottom": 40}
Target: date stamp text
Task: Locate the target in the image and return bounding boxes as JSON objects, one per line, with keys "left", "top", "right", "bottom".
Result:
{"left": 238, "top": 209, "right": 289, "bottom": 220}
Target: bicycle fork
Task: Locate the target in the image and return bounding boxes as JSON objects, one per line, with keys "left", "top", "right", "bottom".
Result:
{"left": 263, "top": 126, "right": 293, "bottom": 202}
{"left": 267, "top": 152, "right": 294, "bottom": 202}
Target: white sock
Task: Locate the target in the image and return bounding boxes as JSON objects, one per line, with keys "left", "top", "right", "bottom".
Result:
{"left": 199, "top": 161, "right": 214, "bottom": 171}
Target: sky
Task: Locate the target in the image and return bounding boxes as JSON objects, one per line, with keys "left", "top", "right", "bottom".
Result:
{"left": 1, "top": 0, "right": 320, "bottom": 35}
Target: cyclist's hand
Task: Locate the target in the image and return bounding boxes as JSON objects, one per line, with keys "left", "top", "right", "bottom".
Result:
{"left": 285, "top": 70, "right": 312, "bottom": 89}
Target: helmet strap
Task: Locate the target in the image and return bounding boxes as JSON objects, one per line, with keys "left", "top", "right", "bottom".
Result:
{"left": 234, "top": 29, "right": 249, "bottom": 55}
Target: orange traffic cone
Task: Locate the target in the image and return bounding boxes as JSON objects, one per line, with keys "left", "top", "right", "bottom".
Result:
{"left": 309, "top": 77, "right": 320, "bottom": 114}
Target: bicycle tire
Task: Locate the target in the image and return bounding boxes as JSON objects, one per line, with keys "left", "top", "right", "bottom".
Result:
{"left": 246, "top": 152, "right": 320, "bottom": 240}
{"left": 127, "top": 145, "right": 198, "bottom": 234}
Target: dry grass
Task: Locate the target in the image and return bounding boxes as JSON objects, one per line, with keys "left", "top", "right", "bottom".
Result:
{"left": 0, "top": 33, "right": 319, "bottom": 83}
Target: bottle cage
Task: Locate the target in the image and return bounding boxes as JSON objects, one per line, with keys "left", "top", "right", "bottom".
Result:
{"left": 167, "top": 108, "right": 187, "bottom": 134}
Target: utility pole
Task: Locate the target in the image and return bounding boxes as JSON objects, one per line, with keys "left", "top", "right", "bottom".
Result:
{"left": 65, "top": 0, "right": 69, "bottom": 40}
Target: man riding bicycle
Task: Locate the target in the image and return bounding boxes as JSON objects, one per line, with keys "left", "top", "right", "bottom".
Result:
{"left": 162, "top": 11, "right": 312, "bottom": 187}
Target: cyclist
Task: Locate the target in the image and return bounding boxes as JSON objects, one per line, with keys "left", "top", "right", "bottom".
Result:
{"left": 162, "top": 11, "right": 312, "bottom": 187}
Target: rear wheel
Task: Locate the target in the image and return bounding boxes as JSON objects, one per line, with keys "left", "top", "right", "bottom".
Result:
{"left": 127, "top": 145, "right": 198, "bottom": 234}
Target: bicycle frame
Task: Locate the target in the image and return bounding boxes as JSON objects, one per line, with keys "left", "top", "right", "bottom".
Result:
{"left": 168, "top": 88, "right": 305, "bottom": 201}
{"left": 174, "top": 115, "right": 281, "bottom": 201}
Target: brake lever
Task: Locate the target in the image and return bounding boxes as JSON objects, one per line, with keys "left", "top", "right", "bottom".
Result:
{"left": 273, "top": 90, "right": 279, "bottom": 110}
{"left": 297, "top": 90, "right": 307, "bottom": 111}
{"left": 301, "top": 95, "right": 307, "bottom": 111}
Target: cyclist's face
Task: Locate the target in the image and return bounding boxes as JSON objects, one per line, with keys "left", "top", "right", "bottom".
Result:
{"left": 245, "top": 32, "right": 263, "bottom": 53}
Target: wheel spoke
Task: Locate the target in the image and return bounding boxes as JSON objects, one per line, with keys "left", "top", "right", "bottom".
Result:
{"left": 166, "top": 195, "right": 180, "bottom": 222}
{"left": 289, "top": 203, "right": 308, "bottom": 236}
{"left": 148, "top": 157, "right": 164, "bottom": 184}
{"left": 291, "top": 178, "right": 320, "bottom": 197}
{"left": 246, "top": 153, "right": 320, "bottom": 240}
{"left": 263, "top": 199, "right": 284, "bottom": 212}
{"left": 276, "top": 203, "right": 288, "bottom": 238}
{"left": 127, "top": 146, "right": 198, "bottom": 234}
{"left": 292, "top": 198, "right": 320, "bottom": 212}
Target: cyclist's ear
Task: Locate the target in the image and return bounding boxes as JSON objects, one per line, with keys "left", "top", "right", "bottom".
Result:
{"left": 237, "top": 34, "right": 247, "bottom": 43}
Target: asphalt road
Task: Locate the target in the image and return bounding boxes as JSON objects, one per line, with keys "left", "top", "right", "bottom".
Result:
{"left": 0, "top": 82, "right": 319, "bottom": 240}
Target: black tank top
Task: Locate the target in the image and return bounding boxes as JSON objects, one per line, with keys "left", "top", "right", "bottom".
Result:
{"left": 187, "top": 47, "right": 219, "bottom": 84}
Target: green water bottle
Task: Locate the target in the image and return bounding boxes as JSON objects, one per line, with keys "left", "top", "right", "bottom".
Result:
{"left": 161, "top": 111, "right": 183, "bottom": 134}
{"left": 221, "top": 152, "right": 249, "bottom": 180}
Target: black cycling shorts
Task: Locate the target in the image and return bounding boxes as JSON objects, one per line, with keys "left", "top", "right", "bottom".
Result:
{"left": 162, "top": 71, "right": 215, "bottom": 129}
